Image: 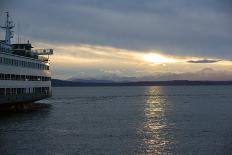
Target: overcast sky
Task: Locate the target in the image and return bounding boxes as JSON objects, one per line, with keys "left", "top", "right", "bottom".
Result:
{"left": 1, "top": 0, "right": 232, "bottom": 79}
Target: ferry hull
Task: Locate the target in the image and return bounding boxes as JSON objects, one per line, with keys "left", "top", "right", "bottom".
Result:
{"left": 0, "top": 93, "right": 52, "bottom": 106}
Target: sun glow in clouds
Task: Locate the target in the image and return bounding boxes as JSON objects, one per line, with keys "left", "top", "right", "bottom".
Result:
{"left": 143, "top": 53, "right": 178, "bottom": 63}
{"left": 34, "top": 42, "right": 232, "bottom": 80}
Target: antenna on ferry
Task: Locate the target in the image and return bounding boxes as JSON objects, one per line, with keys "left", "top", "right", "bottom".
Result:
{"left": 17, "top": 22, "right": 20, "bottom": 44}
{"left": 0, "top": 12, "right": 15, "bottom": 45}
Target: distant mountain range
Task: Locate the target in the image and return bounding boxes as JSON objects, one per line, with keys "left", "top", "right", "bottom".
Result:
{"left": 52, "top": 79, "right": 232, "bottom": 87}
{"left": 67, "top": 68, "right": 232, "bottom": 81}
{"left": 52, "top": 68, "right": 232, "bottom": 87}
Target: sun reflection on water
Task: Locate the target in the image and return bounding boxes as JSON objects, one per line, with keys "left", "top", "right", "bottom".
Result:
{"left": 138, "top": 87, "right": 172, "bottom": 154}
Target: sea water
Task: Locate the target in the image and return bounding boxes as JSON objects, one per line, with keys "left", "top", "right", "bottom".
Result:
{"left": 1, "top": 86, "right": 232, "bottom": 154}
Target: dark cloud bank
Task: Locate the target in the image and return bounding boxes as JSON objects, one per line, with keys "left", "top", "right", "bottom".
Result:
{"left": 187, "top": 59, "right": 221, "bottom": 63}
{"left": 1, "top": 0, "right": 232, "bottom": 58}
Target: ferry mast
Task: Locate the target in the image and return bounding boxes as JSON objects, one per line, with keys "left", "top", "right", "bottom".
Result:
{"left": 1, "top": 12, "right": 15, "bottom": 45}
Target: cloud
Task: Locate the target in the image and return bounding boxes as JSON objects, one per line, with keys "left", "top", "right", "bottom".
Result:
{"left": 2, "top": 0, "right": 232, "bottom": 58}
{"left": 187, "top": 59, "right": 221, "bottom": 63}
{"left": 32, "top": 42, "right": 232, "bottom": 79}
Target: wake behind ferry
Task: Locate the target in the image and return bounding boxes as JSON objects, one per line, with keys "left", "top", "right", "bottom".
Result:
{"left": 0, "top": 12, "right": 53, "bottom": 106}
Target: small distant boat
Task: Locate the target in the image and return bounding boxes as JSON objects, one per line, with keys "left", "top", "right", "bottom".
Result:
{"left": 0, "top": 12, "right": 53, "bottom": 106}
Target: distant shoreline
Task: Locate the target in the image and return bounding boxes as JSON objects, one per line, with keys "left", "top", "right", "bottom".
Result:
{"left": 52, "top": 79, "right": 232, "bottom": 87}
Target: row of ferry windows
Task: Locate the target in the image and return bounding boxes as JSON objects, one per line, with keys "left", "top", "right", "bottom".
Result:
{"left": 0, "top": 47, "right": 10, "bottom": 53}
{"left": 0, "top": 87, "right": 50, "bottom": 95}
{"left": 0, "top": 57, "right": 49, "bottom": 70}
{"left": 0, "top": 73, "right": 51, "bottom": 81}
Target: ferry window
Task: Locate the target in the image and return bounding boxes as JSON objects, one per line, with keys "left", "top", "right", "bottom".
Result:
{"left": 12, "top": 88, "right": 16, "bottom": 95}
{"left": 5, "top": 58, "right": 10, "bottom": 64}
{"left": 0, "top": 88, "right": 5, "bottom": 95}
{"left": 5, "top": 74, "right": 10, "bottom": 80}
{"left": 16, "top": 75, "right": 20, "bottom": 80}
{"left": 11, "top": 74, "right": 16, "bottom": 80}
{"left": 17, "top": 88, "right": 21, "bottom": 94}
{"left": 13, "top": 60, "right": 16, "bottom": 66}
{"left": 21, "top": 75, "right": 25, "bottom": 81}
{"left": 26, "top": 88, "right": 29, "bottom": 94}
{"left": 0, "top": 73, "right": 51, "bottom": 81}
{"left": 0, "top": 74, "right": 3, "bottom": 80}
{"left": 6, "top": 88, "right": 11, "bottom": 95}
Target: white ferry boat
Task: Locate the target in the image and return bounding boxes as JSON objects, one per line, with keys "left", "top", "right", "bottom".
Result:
{"left": 0, "top": 12, "right": 53, "bottom": 106}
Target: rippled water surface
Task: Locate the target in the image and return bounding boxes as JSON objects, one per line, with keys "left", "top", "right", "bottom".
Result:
{"left": 1, "top": 86, "right": 232, "bottom": 154}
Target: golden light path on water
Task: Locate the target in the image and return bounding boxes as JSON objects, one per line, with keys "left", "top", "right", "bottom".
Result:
{"left": 138, "top": 87, "right": 172, "bottom": 154}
